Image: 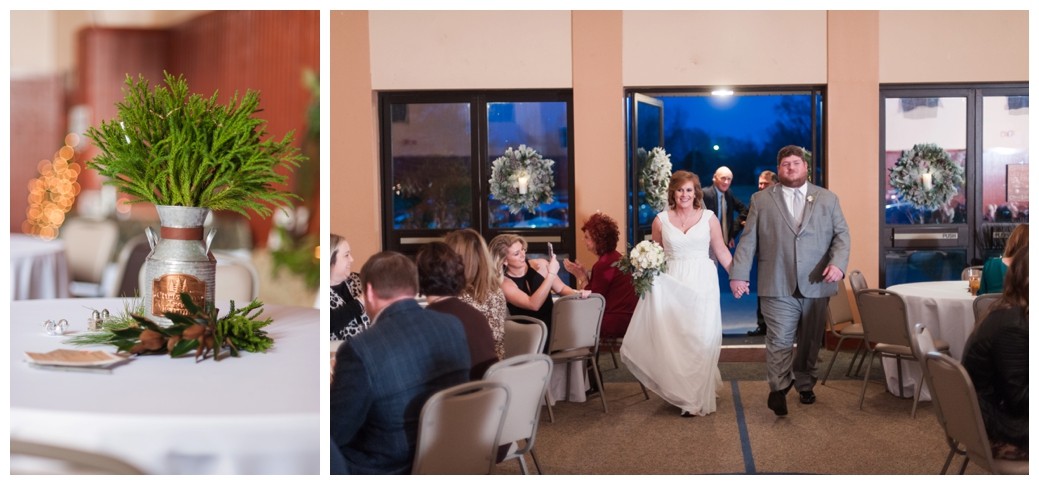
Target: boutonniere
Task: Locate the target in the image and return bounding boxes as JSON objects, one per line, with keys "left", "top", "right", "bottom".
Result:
{"left": 806, "top": 195, "right": 815, "bottom": 203}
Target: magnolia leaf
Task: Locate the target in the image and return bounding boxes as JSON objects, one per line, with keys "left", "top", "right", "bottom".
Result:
{"left": 170, "top": 339, "right": 198, "bottom": 358}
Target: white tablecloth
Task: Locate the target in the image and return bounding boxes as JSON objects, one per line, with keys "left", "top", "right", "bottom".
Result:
{"left": 546, "top": 360, "right": 590, "bottom": 405}
{"left": 10, "top": 298, "right": 320, "bottom": 474}
{"left": 882, "top": 280, "right": 976, "bottom": 401}
{"left": 10, "top": 234, "right": 70, "bottom": 300}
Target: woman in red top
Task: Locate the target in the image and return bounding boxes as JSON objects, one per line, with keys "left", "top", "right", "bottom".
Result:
{"left": 564, "top": 213, "right": 638, "bottom": 339}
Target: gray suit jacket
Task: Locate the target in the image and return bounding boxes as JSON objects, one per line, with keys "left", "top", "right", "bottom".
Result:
{"left": 731, "top": 183, "right": 851, "bottom": 298}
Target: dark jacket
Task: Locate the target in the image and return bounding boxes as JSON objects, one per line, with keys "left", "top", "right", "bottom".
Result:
{"left": 961, "top": 306, "right": 1029, "bottom": 448}
{"left": 331, "top": 299, "right": 471, "bottom": 474}
{"left": 702, "top": 185, "right": 748, "bottom": 244}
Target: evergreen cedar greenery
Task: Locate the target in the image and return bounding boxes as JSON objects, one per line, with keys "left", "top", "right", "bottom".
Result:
{"left": 85, "top": 72, "right": 303, "bottom": 217}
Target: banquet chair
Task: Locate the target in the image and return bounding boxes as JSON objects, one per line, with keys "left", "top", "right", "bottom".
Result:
{"left": 854, "top": 288, "right": 949, "bottom": 413}
{"left": 61, "top": 217, "right": 120, "bottom": 297}
{"left": 972, "top": 293, "right": 1000, "bottom": 328}
{"left": 545, "top": 293, "right": 608, "bottom": 417}
{"left": 821, "top": 278, "right": 866, "bottom": 384}
{"left": 925, "top": 352, "right": 1029, "bottom": 475}
{"left": 11, "top": 439, "right": 144, "bottom": 474}
{"left": 848, "top": 269, "right": 869, "bottom": 294}
{"left": 483, "top": 354, "right": 552, "bottom": 474}
{"left": 214, "top": 251, "right": 260, "bottom": 304}
{"left": 412, "top": 380, "right": 510, "bottom": 475}
{"left": 104, "top": 234, "right": 150, "bottom": 297}
{"left": 909, "top": 323, "right": 961, "bottom": 473}
{"left": 503, "top": 316, "right": 548, "bottom": 358}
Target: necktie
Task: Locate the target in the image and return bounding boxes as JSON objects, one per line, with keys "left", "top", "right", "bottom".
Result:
{"left": 792, "top": 190, "right": 804, "bottom": 226}
{"left": 719, "top": 192, "right": 728, "bottom": 242}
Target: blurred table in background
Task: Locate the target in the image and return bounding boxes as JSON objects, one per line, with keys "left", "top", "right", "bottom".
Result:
{"left": 10, "top": 234, "right": 70, "bottom": 300}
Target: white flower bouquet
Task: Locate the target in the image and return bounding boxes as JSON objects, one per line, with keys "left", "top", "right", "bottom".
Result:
{"left": 638, "top": 147, "right": 673, "bottom": 213}
{"left": 488, "top": 144, "right": 555, "bottom": 214}
{"left": 613, "top": 240, "right": 668, "bottom": 298}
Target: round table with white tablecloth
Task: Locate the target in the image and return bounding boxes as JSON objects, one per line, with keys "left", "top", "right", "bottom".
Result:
{"left": 10, "top": 298, "right": 319, "bottom": 474}
{"left": 10, "top": 234, "right": 71, "bottom": 300}
{"left": 882, "top": 280, "right": 977, "bottom": 401}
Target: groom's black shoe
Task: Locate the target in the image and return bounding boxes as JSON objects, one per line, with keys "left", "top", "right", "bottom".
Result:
{"left": 767, "top": 383, "right": 793, "bottom": 416}
{"left": 747, "top": 327, "right": 766, "bottom": 337}
{"left": 799, "top": 390, "right": 816, "bottom": 405}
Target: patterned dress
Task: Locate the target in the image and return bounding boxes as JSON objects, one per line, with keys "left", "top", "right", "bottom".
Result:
{"left": 331, "top": 273, "right": 370, "bottom": 340}
{"left": 459, "top": 289, "right": 507, "bottom": 360}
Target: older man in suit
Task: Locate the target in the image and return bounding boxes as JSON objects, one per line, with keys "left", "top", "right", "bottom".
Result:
{"left": 331, "top": 251, "right": 471, "bottom": 474}
{"left": 702, "top": 166, "right": 748, "bottom": 248}
{"left": 730, "top": 146, "right": 850, "bottom": 416}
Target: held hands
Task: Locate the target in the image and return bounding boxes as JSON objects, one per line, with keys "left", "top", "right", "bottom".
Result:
{"left": 822, "top": 265, "right": 845, "bottom": 283}
{"left": 730, "top": 280, "right": 750, "bottom": 299}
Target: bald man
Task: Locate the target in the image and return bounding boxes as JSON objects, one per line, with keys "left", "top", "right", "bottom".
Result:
{"left": 702, "top": 166, "right": 748, "bottom": 248}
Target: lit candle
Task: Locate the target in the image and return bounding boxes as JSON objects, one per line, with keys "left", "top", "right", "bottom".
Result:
{"left": 921, "top": 172, "right": 933, "bottom": 191}
{"left": 517, "top": 172, "right": 530, "bottom": 194}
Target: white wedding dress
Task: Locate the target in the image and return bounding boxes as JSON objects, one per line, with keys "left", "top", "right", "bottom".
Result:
{"left": 620, "top": 211, "right": 723, "bottom": 416}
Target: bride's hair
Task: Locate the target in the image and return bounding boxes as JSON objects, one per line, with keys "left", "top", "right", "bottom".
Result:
{"left": 667, "top": 170, "right": 703, "bottom": 210}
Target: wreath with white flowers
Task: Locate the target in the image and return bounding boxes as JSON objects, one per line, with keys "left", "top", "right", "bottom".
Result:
{"left": 638, "top": 147, "right": 673, "bottom": 212}
{"left": 489, "top": 144, "right": 555, "bottom": 214}
{"left": 888, "top": 143, "right": 965, "bottom": 210}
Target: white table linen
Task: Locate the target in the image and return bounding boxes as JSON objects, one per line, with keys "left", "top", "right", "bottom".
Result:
{"left": 546, "top": 360, "right": 590, "bottom": 404}
{"left": 882, "top": 280, "right": 976, "bottom": 401}
{"left": 10, "top": 298, "right": 319, "bottom": 474}
{"left": 10, "top": 234, "right": 70, "bottom": 300}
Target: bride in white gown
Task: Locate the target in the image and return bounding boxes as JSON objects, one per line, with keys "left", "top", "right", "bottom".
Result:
{"left": 620, "top": 170, "right": 733, "bottom": 416}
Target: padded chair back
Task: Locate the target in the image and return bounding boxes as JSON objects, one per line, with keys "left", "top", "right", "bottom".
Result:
{"left": 11, "top": 439, "right": 143, "bottom": 474}
{"left": 924, "top": 353, "right": 1028, "bottom": 474}
{"left": 413, "top": 380, "right": 510, "bottom": 475}
{"left": 61, "top": 218, "right": 119, "bottom": 283}
{"left": 856, "top": 289, "right": 911, "bottom": 348}
{"left": 848, "top": 269, "right": 869, "bottom": 294}
{"left": 972, "top": 293, "right": 1001, "bottom": 327}
{"left": 108, "top": 234, "right": 151, "bottom": 297}
{"left": 548, "top": 293, "right": 605, "bottom": 354}
{"left": 483, "top": 354, "right": 552, "bottom": 456}
{"left": 214, "top": 252, "right": 260, "bottom": 304}
{"left": 827, "top": 279, "right": 855, "bottom": 332}
{"left": 503, "top": 316, "right": 547, "bottom": 358}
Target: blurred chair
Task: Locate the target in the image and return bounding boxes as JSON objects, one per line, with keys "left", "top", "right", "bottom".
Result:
{"left": 546, "top": 293, "right": 607, "bottom": 416}
{"left": 412, "top": 380, "right": 510, "bottom": 475}
{"left": 972, "top": 293, "right": 1000, "bottom": 328}
{"left": 11, "top": 439, "right": 143, "bottom": 474}
{"left": 214, "top": 251, "right": 260, "bottom": 304}
{"left": 61, "top": 217, "right": 119, "bottom": 297}
{"left": 925, "top": 352, "right": 1029, "bottom": 475}
{"left": 848, "top": 269, "right": 869, "bottom": 294}
{"left": 483, "top": 354, "right": 552, "bottom": 474}
{"left": 910, "top": 323, "right": 960, "bottom": 472}
{"left": 503, "top": 316, "right": 547, "bottom": 358}
{"left": 855, "top": 288, "right": 949, "bottom": 413}
{"left": 821, "top": 278, "right": 866, "bottom": 384}
{"left": 104, "top": 234, "right": 151, "bottom": 297}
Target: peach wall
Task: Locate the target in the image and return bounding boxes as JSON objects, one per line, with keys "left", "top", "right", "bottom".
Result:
{"left": 879, "top": 11, "right": 1028, "bottom": 83}
{"left": 828, "top": 11, "right": 880, "bottom": 289}
{"left": 622, "top": 11, "right": 827, "bottom": 87}
{"left": 368, "top": 11, "right": 572, "bottom": 90}
{"left": 572, "top": 11, "right": 625, "bottom": 266}
{"left": 330, "top": 11, "right": 381, "bottom": 267}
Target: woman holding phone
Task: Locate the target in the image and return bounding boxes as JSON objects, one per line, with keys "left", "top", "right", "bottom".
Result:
{"left": 488, "top": 234, "right": 589, "bottom": 350}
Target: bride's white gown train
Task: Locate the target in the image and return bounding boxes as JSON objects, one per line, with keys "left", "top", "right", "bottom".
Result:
{"left": 620, "top": 211, "right": 723, "bottom": 416}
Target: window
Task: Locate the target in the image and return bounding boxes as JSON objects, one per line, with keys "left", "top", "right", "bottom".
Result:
{"left": 379, "top": 91, "right": 575, "bottom": 257}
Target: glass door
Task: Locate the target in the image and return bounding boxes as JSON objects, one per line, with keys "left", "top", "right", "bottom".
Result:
{"left": 627, "top": 93, "right": 664, "bottom": 244}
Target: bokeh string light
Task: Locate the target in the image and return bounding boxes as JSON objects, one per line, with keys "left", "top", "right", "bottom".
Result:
{"left": 22, "top": 133, "right": 83, "bottom": 240}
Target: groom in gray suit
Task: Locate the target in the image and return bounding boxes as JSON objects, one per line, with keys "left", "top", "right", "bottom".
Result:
{"left": 730, "top": 145, "right": 850, "bottom": 416}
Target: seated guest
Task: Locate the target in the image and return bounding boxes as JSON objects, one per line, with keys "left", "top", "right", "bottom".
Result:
{"left": 978, "top": 223, "right": 1027, "bottom": 295}
{"left": 445, "top": 229, "right": 507, "bottom": 360}
{"left": 330, "top": 234, "right": 370, "bottom": 340}
{"left": 417, "top": 242, "right": 499, "bottom": 379}
{"left": 331, "top": 251, "right": 471, "bottom": 474}
{"left": 489, "top": 234, "right": 589, "bottom": 351}
{"left": 962, "top": 245, "right": 1028, "bottom": 461}
{"left": 563, "top": 212, "right": 637, "bottom": 340}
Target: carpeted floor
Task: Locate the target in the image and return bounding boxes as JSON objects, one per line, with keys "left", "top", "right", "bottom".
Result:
{"left": 492, "top": 348, "right": 993, "bottom": 475}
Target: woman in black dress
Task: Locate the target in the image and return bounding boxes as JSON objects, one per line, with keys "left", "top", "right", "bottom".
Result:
{"left": 330, "top": 234, "right": 370, "bottom": 340}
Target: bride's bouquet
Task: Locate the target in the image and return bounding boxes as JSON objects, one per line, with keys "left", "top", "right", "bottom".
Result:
{"left": 613, "top": 240, "right": 667, "bottom": 298}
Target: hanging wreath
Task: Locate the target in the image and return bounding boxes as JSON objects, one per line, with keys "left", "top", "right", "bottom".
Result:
{"left": 489, "top": 144, "right": 555, "bottom": 214}
{"left": 638, "top": 147, "right": 673, "bottom": 213}
{"left": 888, "top": 143, "right": 965, "bottom": 210}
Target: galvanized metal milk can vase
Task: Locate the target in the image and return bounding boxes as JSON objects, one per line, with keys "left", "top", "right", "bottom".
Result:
{"left": 142, "top": 206, "right": 217, "bottom": 325}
